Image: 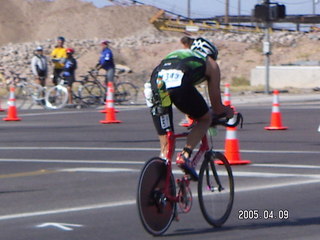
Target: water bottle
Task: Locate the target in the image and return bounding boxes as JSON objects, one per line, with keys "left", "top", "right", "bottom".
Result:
{"left": 156, "top": 74, "right": 171, "bottom": 107}
{"left": 143, "top": 82, "right": 153, "bottom": 107}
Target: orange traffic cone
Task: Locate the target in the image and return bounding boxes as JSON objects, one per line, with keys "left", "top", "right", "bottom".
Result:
{"left": 3, "top": 86, "right": 21, "bottom": 121}
{"left": 100, "top": 82, "right": 122, "bottom": 124}
{"left": 100, "top": 84, "right": 118, "bottom": 114}
{"left": 264, "top": 90, "right": 288, "bottom": 130}
{"left": 218, "top": 114, "right": 251, "bottom": 165}
{"left": 223, "top": 83, "right": 231, "bottom": 106}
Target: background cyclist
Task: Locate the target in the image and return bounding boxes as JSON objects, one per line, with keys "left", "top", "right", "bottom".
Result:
{"left": 51, "top": 36, "right": 67, "bottom": 85}
{"left": 95, "top": 40, "right": 115, "bottom": 86}
{"left": 31, "top": 46, "right": 48, "bottom": 87}
{"left": 146, "top": 37, "right": 234, "bottom": 181}
{"left": 62, "top": 48, "right": 77, "bottom": 105}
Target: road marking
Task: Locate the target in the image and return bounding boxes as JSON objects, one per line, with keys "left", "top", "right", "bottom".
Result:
{"left": 251, "top": 163, "right": 320, "bottom": 169}
{"left": 36, "top": 222, "right": 83, "bottom": 231}
{"left": 1, "top": 158, "right": 320, "bottom": 169}
{"left": 1, "top": 178, "right": 320, "bottom": 222}
{"left": 0, "top": 200, "right": 135, "bottom": 221}
{"left": 172, "top": 170, "right": 320, "bottom": 179}
{"left": 0, "top": 158, "right": 145, "bottom": 165}
{"left": 0, "top": 146, "right": 318, "bottom": 155}
{"left": 60, "top": 168, "right": 138, "bottom": 173}
{"left": 0, "top": 169, "right": 56, "bottom": 179}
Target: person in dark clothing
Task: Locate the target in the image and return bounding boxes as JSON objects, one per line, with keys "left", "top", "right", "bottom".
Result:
{"left": 96, "top": 40, "right": 115, "bottom": 86}
{"left": 62, "top": 48, "right": 77, "bottom": 105}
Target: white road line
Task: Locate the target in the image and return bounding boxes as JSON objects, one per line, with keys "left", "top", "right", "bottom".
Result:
{"left": 0, "top": 159, "right": 145, "bottom": 165}
{"left": 171, "top": 170, "right": 320, "bottom": 179}
{"left": 0, "top": 200, "right": 135, "bottom": 221}
{"left": 0, "top": 178, "right": 319, "bottom": 222}
{"left": 251, "top": 163, "right": 320, "bottom": 169}
{"left": 1, "top": 159, "right": 320, "bottom": 170}
{"left": 59, "top": 168, "right": 138, "bottom": 173}
{"left": 0, "top": 146, "right": 319, "bottom": 155}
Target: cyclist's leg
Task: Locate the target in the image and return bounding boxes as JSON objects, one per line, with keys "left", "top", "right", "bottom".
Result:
{"left": 169, "top": 84, "right": 210, "bottom": 180}
{"left": 151, "top": 106, "right": 173, "bottom": 158}
{"left": 65, "top": 76, "right": 74, "bottom": 104}
{"left": 52, "top": 69, "right": 62, "bottom": 85}
{"left": 170, "top": 85, "right": 211, "bottom": 151}
{"left": 106, "top": 67, "right": 115, "bottom": 84}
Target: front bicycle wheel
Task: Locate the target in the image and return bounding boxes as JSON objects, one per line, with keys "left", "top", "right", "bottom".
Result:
{"left": 198, "top": 151, "right": 234, "bottom": 227}
{"left": 114, "top": 82, "right": 138, "bottom": 105}
{"left": 45, "top": 85, "right": 68, "bottom": 109}
{"left": 137, "top": 157, "right": 176, "bottom": 236}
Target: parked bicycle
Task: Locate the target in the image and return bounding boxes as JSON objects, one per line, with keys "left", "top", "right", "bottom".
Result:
{"left": 78, "top": 68, "right": 139, "bottom": 107}
{"left": 0, "top": 70, "right": 44, "bottom": 109}
{"left": 137, "top": 113, "right": 243, "bottom": 235}
{"left": 44, "top": 76, "right": 69, "bottom": 110}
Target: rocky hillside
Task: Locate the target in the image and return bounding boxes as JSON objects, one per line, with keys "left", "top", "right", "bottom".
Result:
{"left": 0, "top": 0, "right": 319, "bottom": 90}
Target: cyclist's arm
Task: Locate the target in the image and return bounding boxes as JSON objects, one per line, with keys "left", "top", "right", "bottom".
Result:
{"left": 31, "top": 57, "right": 38, "bottom": 76}
{"left": 205, "top": 57, "right": 233, "bottom": 118}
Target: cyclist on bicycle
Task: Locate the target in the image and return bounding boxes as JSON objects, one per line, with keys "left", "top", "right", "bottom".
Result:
{"left": 145, "top": 37, "right": 234, "bottom": 180}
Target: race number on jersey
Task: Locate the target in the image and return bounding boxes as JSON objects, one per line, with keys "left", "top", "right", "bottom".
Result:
{"left": 159, "top": 69, "right": 184, "bottom": 88}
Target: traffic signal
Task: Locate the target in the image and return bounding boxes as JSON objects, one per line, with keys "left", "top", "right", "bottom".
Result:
{"left": 254, "top": 3, "right": 286, "bottom": 21}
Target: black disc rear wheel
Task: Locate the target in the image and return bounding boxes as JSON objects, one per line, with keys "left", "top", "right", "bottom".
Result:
{"left": 137, "top": 157, "right": 176, "bottom": 236}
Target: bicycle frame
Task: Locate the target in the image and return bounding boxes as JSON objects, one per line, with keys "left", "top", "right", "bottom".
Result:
{"left": 163, "top": 130, "right": 210, "bottom": 202}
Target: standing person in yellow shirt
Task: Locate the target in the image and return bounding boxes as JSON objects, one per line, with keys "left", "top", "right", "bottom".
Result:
{"left": 50, "top": 36, "right": 67, "bottom": 85}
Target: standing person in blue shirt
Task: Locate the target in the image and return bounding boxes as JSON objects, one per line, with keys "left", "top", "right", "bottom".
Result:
{"left": 62, "top": 48, "right": 77, "bottom": 105}
{"left": 96, "top": 40, "right": 115, "bottom": 86}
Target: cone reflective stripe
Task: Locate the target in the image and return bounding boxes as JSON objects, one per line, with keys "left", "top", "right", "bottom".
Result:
{"left": 100, "top": 84, "right": 118, "bottom": 113}
{"left": 3, "top": 86, "right": 21, "bottom": 121}
{"left": 264, "top": 90, "right": 288, "bottom": 130}
{"left": 100, "top": 82, "right": 122, "bottom": 124}
{"left": 224, "top": 83, "right": 231, "bottom": 106}
{"left": 217, "top": 114, "right": 251, "bottom": 165}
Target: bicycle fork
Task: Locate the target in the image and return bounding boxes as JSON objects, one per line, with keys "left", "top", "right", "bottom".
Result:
{"left": 205, "top": 151, "right": 224, "bottom": 192}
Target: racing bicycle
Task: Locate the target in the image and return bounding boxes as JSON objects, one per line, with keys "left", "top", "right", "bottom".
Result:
{"left": 137, "top": 112, "right": 243, "bottom": 235}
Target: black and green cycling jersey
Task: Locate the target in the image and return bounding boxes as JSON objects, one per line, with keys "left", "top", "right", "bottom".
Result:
{"left": 162, "top": 49, "right": 207, "bottom": 86}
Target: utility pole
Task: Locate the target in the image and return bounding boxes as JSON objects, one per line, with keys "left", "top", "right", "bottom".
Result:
{"left": 225, "top": 0, "right": 229, "bottom": 24}
{"left": 263, "top": 0, "right": 271, "bottom": 94}
{"left": 238, "top": 0, "right": 241, "bottom": 25}
{"left": 187, "top": 0, "right": 191, "bottom": 18}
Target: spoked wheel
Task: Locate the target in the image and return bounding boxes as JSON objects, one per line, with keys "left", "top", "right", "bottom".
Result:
{"left": 198, "top": 151, "right": 234, "bottom": 227}
{"left": 79, "top": 83, "right": 104, "bottom": 107}
{"left": 114, "top": 82, "right": 138, "bottom": 105}
{"left": 27, "top": 83, "right": 45, "bottom": 108}
{"left": 137, "top": 157, "right": 176, "bottom": 236}
{"left": 13, "top": 85, "right": 29, "bottom": 109}
{"left": 45, "top": 85, "right": 68, "bottom": 109}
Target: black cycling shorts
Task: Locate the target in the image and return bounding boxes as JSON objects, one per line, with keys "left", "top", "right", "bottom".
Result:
{"left": 150, "top": 73, "right": 209, "bottom": 135}
{"left": 169, "top": 82, "right": 209, "bottom": 119}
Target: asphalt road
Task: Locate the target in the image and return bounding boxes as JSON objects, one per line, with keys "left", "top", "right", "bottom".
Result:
{"left": 0, "top": 100, "right": 319, "bottom": 240}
